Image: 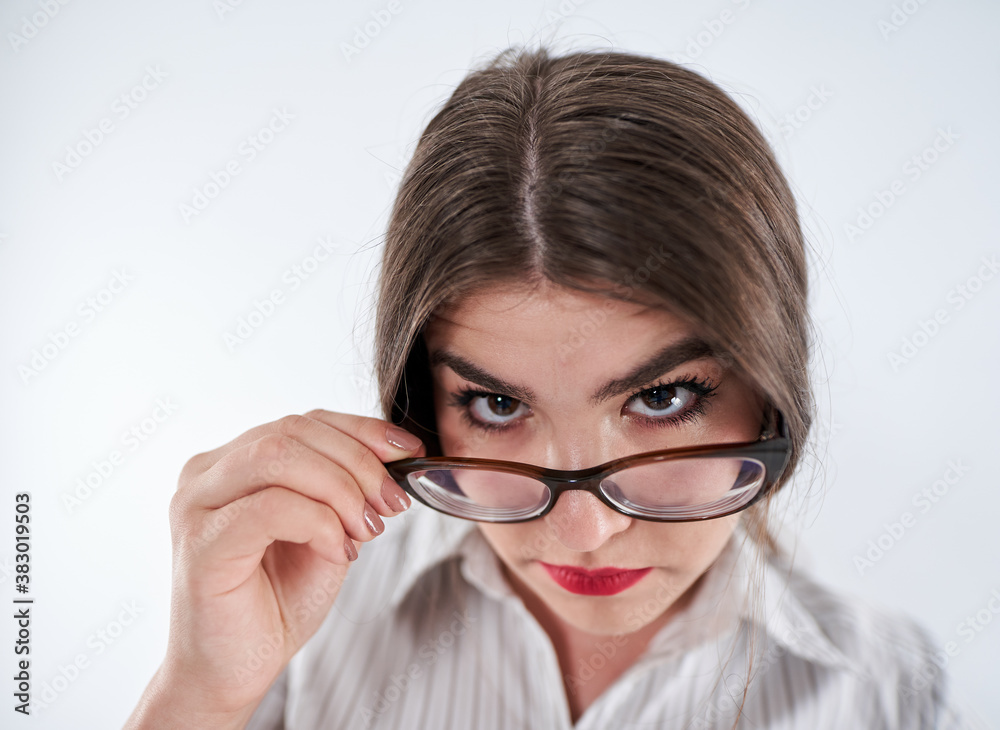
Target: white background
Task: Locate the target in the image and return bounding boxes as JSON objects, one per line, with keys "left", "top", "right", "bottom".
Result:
{"left": 1, "top": 0, "right": 998, "bottom": 727}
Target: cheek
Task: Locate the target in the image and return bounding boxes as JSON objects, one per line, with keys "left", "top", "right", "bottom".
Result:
{"left": 479, "top": 514, "right": 740, "bottom": 569}
{"left": 477, "top": 522, "right": 545, "bottom": 564}
{"left": 645, "top": 516, "right": 741, "bottom": 564}
{"left": 436, "top": 411, "right": 490, "bottom": 457}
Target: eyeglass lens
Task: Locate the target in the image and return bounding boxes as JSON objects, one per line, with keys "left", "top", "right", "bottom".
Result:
{"left": 404, "top": 456, "right": 766, "bottom": 521}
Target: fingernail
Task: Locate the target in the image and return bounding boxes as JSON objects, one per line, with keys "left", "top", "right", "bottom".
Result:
{"left": 382, "top": 474, "right": 411, "bottom": 513}
{"left": 363, "top": 503, "right": 384, "bottom": 536}
{"left": 386, "top": 426, "right": 422, "bottom": 451}
{"left": 344, "top": 538, "right": 358, "bottom": 562}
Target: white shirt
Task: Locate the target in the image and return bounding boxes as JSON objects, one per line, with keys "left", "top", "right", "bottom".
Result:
{"left": 245, "top": 503, "right": 987, "bottom": 729}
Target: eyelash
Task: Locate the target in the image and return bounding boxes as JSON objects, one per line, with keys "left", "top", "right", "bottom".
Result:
{"left": 445, "top": 374, "right": 719, "bottom": 435}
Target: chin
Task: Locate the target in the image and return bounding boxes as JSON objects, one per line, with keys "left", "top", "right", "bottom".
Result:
{"left": 553, "top": 599, "right": 664, "bottom": 637}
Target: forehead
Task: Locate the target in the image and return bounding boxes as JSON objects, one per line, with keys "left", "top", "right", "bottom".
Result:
{"left": 427, "top": 281, "right": 687, "bottom": 325}
{"left": 423, "top": 284, "right": 698, "bottom": 366}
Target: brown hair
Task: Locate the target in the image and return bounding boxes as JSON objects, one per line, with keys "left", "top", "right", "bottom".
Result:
{"left": 371, "top": 45, "right": 817, "bottom": 725}
{"left": 374, "top": 44, "right": 813, "bottom": 556}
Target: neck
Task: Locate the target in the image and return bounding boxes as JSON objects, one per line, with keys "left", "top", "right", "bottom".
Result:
{"left": 501, "top": 564, "right": 705, "bottom": 723}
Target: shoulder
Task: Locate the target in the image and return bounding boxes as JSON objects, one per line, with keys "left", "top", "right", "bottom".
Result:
{"left": 768, "top": 552, "right": 977, "bottom": 729}
{"left": 785, "top": 562, "right": 937, "bottom": 676}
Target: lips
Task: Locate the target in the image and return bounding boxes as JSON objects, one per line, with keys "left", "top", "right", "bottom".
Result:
{"left": 540, "top": 562, "right": 652, "bottom": 596}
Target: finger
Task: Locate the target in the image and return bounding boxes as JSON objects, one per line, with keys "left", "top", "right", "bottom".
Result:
{"left": 299, "top": 409, "right": 427, "bottom": 511}
{"left": 181, "top": 413, "right": 424, "bottom": 516}
{"left": 300, "top": 410, "right": 427, "bottom": 462}
{"left": 188, "top": 412, "right": 424, "bottom": 475}
{"left": 185, "top": 486, "right": 354, "bottom": 571}
{"left": 183, "top": 435, "right": 386, "bottom": 543}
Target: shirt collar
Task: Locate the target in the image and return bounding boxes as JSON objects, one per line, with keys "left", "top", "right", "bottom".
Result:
{"left": 386, "top": 504, "right": 857, "bottom": 673}
{"left": 638, "top": 524, "right": 859, "bottom": 672}
{"left": 382, "top": 503, "right": 478, "bottom": 608}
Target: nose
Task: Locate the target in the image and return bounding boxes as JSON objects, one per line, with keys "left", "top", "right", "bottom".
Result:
{"left": 542, "top": 488, "right": 632, "bottom": 553}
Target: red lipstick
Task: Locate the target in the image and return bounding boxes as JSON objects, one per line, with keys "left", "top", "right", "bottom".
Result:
{"left": 540, "top": 563, "right": 652, "bottom": 596}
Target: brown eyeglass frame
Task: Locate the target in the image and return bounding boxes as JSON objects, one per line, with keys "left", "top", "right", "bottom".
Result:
{"left": 384, "top": 407, "right": 791, "bottom": 523}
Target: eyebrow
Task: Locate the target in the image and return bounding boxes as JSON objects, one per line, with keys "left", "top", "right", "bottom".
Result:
{"left": 428, "top": 336, "right": 719, "bottom": 405}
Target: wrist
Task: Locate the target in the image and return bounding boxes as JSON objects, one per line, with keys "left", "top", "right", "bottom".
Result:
{"left": 125, "top": 664, "right": 261, "bottom": 730}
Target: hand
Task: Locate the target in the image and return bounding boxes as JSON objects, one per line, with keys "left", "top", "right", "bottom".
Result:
{"left": 131, "top": 410, "right": 424, "bottom": 722}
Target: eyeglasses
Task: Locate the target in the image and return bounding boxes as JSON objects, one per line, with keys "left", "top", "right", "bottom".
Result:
{"left": 384, "top": 408, "right": 790, "bottom": 523}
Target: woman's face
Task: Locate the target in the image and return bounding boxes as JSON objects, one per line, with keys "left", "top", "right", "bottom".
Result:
{"left": 421, "top": 283, "right": 765, "bottom": 637}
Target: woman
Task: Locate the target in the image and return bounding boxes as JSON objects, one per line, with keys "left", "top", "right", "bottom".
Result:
{"left": 126, "top": 46, "right": 975, "bottom": 729}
